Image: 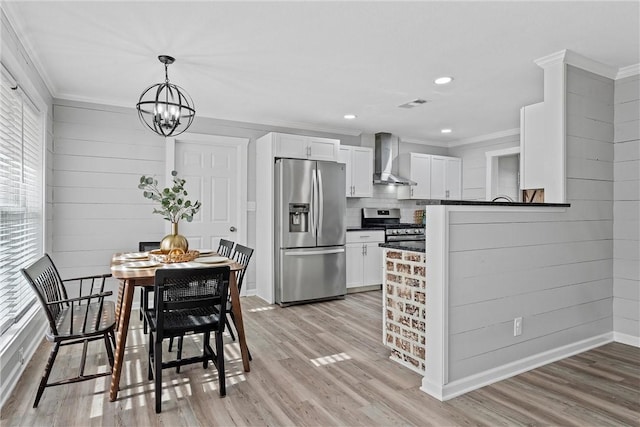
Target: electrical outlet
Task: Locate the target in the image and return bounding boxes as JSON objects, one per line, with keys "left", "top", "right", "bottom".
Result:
{"left": 514, "top": 317, "right": 523, "bottom": 336}
{"left": 19, "top": 347, "right": 24, "bottom": 365}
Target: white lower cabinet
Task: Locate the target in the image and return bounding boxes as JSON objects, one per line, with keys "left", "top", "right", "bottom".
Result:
{"left": 346, "top": 230, "right": 384, "bottom": 289}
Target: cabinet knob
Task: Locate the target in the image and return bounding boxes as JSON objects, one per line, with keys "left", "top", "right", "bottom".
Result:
{"left": 229, "top": 226, "right": 237, "bottom": 232}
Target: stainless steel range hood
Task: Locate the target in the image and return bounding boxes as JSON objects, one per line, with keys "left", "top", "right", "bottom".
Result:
{"left": 373, "top": 132, "right": 416, "bottom": 185}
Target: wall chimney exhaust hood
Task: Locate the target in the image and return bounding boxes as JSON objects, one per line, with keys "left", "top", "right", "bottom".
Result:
{"left": 373, "top": 132, "right": 416, "bottom": 185}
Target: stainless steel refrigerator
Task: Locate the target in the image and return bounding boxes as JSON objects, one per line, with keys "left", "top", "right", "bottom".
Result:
{"left": 274, "top": 158, "right": 346, "bottom": 305}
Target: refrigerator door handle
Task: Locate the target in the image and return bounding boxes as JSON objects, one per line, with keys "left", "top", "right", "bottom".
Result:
{"left": 317, "top": 168, "right": 324, "bottom": 232}
{"left": 311, "top": 168, "right": 317, "bottom": 237}
{"left": 285, "top": 248, "right": 345, "bottom": 256}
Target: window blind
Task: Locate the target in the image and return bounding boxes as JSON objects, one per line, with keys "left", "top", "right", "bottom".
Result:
{"left": 0, "top": 66, "right": 43, "bottom": 336}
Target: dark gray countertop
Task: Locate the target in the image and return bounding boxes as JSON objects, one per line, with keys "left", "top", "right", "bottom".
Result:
{"left": 416, "top": 199, "right": 570, "bottom": 207}
{"left": 379, "top": 241, "right": 425, "bottom": 252}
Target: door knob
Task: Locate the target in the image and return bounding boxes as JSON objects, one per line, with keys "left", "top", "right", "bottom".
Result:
{"left": 229, "top": 226, "right": 237, "bottom": 232}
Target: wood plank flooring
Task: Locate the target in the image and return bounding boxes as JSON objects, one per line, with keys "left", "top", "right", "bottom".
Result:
{"left": 2, "top": 291, "right": 639, "bottom": 426}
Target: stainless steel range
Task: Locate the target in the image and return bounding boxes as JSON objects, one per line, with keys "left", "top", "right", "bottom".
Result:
{"left": 361, "top": 208, "right": 425, "bottom": 243}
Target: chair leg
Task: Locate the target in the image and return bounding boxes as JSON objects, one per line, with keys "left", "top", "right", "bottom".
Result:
{"left": 148, "top": 330, "right": 154, "bottom": 381}
{"left": 142, "top": 289, "right": 148, "bottom": 334}
{"left": 216, "top": 331, "right": 226, "bottom": 397}
{"left": 154, "top": 339, "right": 163, "bottom": 413}
{"left": 176, "top": 336, "right": 184, "bottom": 373}
{"left": 225, "top": 316, "right": 236, "bottom": 341}
{"left": 139, "top": 288, "right": 143, "bottom": 321}
{"left": 203, "top": 333, "right": 210, "bottom": 369}
{"left": 33, "top": 342, "right": 60, "bottom": 408}
{"left": 168, "top": 337, "right": 174, "bottom": 352}
{"left": 104, "top": 332, "right": 115, "bottom": 368}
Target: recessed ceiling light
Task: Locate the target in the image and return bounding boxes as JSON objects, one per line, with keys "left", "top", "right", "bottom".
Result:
{"left": 441, "top": 128, "right": 452, "bottom": 134}
{"left": 344, "top": 114, "right": 357, "bottom": 120}
{"left": 434, "top": 76, "right": 453, "bottom": 85}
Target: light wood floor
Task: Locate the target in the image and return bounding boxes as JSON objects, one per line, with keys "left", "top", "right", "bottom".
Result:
{"left": 2, "top": 291, "right": 639, "bottom": 426}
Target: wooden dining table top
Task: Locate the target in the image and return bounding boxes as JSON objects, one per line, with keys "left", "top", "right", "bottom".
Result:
{"left": 110, "top": 252, "right": 244, "bottom": 281}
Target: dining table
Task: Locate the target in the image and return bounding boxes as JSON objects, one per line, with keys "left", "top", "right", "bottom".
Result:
{"left": 109, "top": 252, "right": 251, "bottom": 402}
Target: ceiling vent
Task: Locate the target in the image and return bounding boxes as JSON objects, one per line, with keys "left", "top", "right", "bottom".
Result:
{"left": 398, "top": 98, "right": 428, "bottom": 109}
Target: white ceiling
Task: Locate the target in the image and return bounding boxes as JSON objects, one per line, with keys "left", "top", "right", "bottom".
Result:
{"left": 4, "top": 1, "right": 639, "bottom": 144}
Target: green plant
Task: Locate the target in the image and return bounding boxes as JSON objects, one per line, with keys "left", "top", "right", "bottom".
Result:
{"left": 138, "top": 170, "right": 201, "bottom": 223}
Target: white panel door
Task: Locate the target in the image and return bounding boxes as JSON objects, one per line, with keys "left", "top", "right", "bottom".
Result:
{"left": 172, "top": 134, "right": 248, "bottom": 251}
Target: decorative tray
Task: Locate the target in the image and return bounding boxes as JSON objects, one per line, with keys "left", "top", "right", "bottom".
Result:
{"left": 149, "top": 249, "right": 201, "bottom": 264}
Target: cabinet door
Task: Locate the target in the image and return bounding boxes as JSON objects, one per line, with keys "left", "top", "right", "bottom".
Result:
{"left": 351, "top": 147, "right": 373, "bottom": 197}
{"left": 309, "top": 137, "right": 339, "bottom": 162}
{"left": 411, "top": 154, "right": 432, "bottom": 199}
{"left": 338, "top": 146, "right": 352, "bottom": 197}
{"left": 274, "top": 134, "right": 309, "bottom": 159}
{"left": 363, "top": 242, "right": 383, "bottom": 285}
{"left": 430, "top": 156, "right": 447, "bottom": 199}
{"left": 346, "top": 243, "right": 364, "bottom": 288}
{"left": 445, "top": 157, "right": 462, "bottom": 199}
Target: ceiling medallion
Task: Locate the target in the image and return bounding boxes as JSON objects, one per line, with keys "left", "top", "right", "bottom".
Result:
{"left": 136, "top": 55, "right": 195, "bottom": 137}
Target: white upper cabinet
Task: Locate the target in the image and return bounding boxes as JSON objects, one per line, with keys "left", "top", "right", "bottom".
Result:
{"left": 397, "top": 153, "right": 431, "bottom": 199}
{"left": 339, "top": 145, "right": 373, "bottom": 198}
{"left": 397, "top": 153, "right": 461, "bottom": 200}
{"left": 431, "top": 155, "right": 462, "bottom": 200}
{"left": 274, "top": 133, "right": 339, "bottom": 162}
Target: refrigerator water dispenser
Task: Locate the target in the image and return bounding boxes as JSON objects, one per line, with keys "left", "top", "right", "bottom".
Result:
{"left": 289, "top": 203, "right": 309, "bottom": 232}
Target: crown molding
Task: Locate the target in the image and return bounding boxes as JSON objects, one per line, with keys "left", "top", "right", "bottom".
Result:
{"left": 534, "top": 50, "right": 568, "bottom": 68}
{"left": 401, "top": 137, "right": 449, "bottom": 148}
{"left": 1, "top": 4, "right": 57, "bottom": 98}
{"left": 617, "top": 64, "right": 640, "bottom": 79}
{"left": 535, "top": 49, "right": 627, "bottom": 80}
{"left": 448, "top": 128, "right": 520, "bottom": 148}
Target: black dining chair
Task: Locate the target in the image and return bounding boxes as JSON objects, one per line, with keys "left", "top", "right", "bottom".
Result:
{"left": 138, "top": 241, "right": 161, "bottom": 333}
{"left": 21, "top": 254, "right": 116, "bottom": 408}
{"left": 225, "top": 244, "right": 254, "bottom": 343}
{"left": 217, "top": 239, "right": 235, "bottom": 257}
{"left": 168, "top": 238, "right": 235, "bottom": 353}
{"left": 145, "top": 266, "right": 230, "bottom": 413}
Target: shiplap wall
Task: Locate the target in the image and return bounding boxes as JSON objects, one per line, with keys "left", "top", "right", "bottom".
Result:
{"left": 613, "top": 74, "right": 640, "bottom": 340}
{"left": 448, "top": 134, "right": 520, "bottom": 200}
{"left": 446, "top": 65, "right": 614, "bottom": 381}
{"left": 51, "top": 99, "right": 361, "bottom": 296}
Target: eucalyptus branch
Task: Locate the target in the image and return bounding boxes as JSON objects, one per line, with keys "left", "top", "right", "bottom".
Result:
{"left": 138, "top": 170, "right": 202, "bottom": 223}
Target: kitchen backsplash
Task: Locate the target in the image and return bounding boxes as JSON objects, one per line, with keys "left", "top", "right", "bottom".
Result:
{"left": 346, "top": 185, "right": 424, "bottom": 227}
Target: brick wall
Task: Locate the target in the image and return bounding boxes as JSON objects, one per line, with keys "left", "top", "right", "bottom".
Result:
{"left": 383, "top": 249, "right": 426, "bottom": 373}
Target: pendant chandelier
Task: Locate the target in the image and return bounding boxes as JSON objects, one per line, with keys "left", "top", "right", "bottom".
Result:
{"left": 136, "top": 55, "right": 195, "bottom": 137}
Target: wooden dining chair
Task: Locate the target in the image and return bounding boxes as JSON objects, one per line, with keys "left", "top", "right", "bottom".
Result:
{"left": 21, "top": 254, "right": 116, "bottom": 408}
{"left": 145, "top": 266, "right": 230, "bottom": 413}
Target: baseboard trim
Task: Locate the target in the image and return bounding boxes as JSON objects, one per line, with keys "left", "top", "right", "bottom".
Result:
{"left": 614, "top": 332, "right": 640, "bottom": 347}
{"left": 348, "top": 284, "right": 382, "bottom": 294}
{"left": 420, "top": 332, "right": 614, "bottom": 401}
